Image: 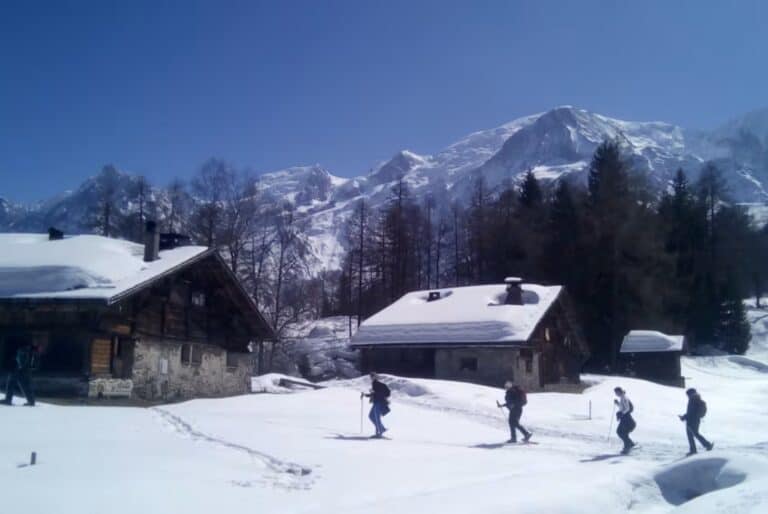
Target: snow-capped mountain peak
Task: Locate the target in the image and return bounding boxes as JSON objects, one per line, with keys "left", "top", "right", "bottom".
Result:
{"left": 4, "top": 106, "right": 768, "bottom": 272}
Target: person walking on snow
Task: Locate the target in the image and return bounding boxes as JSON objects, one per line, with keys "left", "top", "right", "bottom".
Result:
{"left": 497, "top": 381, "right": 532, "bottom": 443}
{"left": 361, "top": 372, "right": 390, "bottom": 438}
{"left": 679, "top": 388, "right": 713, "bottom": 456}
{"left": 2, "top": 342, "right": 39, "bottom": 406}
{"left": 613, "top": 387, "right": 636, "bottom": 455}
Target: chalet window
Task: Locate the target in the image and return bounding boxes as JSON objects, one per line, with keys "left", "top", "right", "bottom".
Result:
{"left": 191, "top": 345, "right": 203, "bottom": 365}
{"left": 181, "top": 344, "right": 192, "bottom": 365}
{"left": 519, "top": 349, "right": 534, "bottom": 374}
{"left": 191, "top": 292, "right": 206, "bottom": 307}
{"left": 226, "top": 352, "right": 240, "bottom": 369}
{"left": 459, "top": 357, "right": 478, "bottom": 372}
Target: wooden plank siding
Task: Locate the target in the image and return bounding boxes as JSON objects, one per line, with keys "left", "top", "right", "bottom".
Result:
{"left": 90, "top": 337, "right": 112, "bottom": 376}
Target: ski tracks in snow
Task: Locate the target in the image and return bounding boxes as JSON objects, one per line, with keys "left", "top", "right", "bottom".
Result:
{"left": 152, "top": 407, "right": 314, "bottom": 490}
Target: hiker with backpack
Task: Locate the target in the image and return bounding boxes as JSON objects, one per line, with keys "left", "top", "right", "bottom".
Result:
{"left": 2, "top": 342, "right": 39, "bottom": 406}
{"left": 679, "top": 388, "right": 713, "bottom": 455}
{"left": 613, "top": 387, "right": 636, "bottom": 455}
{"left": 361, "top": 372, "right": 391, "bottom": 438}
{"left": 497, "top": 381, "right": 532, "bottom": 443}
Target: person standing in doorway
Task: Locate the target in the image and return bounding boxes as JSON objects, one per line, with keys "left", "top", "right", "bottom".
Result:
{"left": 498, "top": 381, "right": 532, "bottom": 443}
{"left": 613, "top": 387, "right": 636, "bottom": 455}
{"left": 679, "top": 388, "right": 713, "bottom": 456}
{"left": 2, "top": 342, "right": 39, "bottom": 406}
{"left": 361, "top": 372, "right": 391, "bottom": 438}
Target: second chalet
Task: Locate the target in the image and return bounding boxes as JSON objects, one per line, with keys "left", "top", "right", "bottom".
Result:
{"left": 351, "top": 278, "right": 589, "bottom": 390}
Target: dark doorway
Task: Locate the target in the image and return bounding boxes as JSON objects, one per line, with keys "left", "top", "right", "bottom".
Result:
{"left": 39, "top": 333, "right": 85, "bottom": 374}
{"left": 364, "top": 347, "right": 436, "bottom": 378}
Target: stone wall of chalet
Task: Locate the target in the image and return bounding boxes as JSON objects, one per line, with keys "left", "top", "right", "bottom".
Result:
{"left": 434, "top": 347, "right": 542, "bottom": 390}
{"left": 130, "top": 337, "right": 251, "bottom": 400}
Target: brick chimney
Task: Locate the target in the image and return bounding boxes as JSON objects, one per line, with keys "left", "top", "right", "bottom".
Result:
{"left": 504, "top": 277, "right": 523, "bottom": 305}
{"left": 144, "top": 220, "right": 160, "bottom": 262}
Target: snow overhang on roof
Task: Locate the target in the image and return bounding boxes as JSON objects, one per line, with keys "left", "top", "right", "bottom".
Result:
{"left": 0, "top": 233, "right": 210, "bottom": 303}
{"left": 620, "top": 331, "right": 685, "bottom": 353}
{"left": 350, "top": 283, "right": 562, "bottom": 347}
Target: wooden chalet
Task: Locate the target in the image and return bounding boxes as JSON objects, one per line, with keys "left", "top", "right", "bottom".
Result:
{"left": 620, "top": 330, "right": 686, "bottom": 388}
{"left": 351, "top": 278, "right": 590, "bottom": 390}
{"left": 0, "top": 224, "right": 275, "bottom": 401}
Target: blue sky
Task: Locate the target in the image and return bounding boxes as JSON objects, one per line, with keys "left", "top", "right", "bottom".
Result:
{"left": 1, "top": 0, "right": 767, "bottom": 202}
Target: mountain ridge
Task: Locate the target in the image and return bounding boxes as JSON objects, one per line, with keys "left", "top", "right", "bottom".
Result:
{"left": 3, "top": 105, "right": 768, "bottom": 271}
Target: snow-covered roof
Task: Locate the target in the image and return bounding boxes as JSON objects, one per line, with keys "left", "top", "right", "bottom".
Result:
{"left": 0, "top": 233, "right": 210, "bottom": 303}
{"left": 351, "top": 283, "right": 562, "bottom": 346}
{"left": 620, "top": 331, "right": 685, "bottom": 353}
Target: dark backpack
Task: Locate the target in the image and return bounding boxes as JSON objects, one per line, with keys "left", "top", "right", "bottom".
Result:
{"left": 699, "top": 399, "right": 707, "bottom": 418}
{"left": 517, "top": 388, "right": 527, "bottom": 407}
{"left": 373, "top": 380, "right": 391, "bottom": 400}
{"left": 16, "top": 345, "right": 38, "bottom": 370}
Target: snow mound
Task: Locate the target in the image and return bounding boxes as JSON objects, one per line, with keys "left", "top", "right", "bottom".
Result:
{"left": 251, "top": 373, "right": 295, "bottom": 394}
{"left": 273, "top": 317, "right": 361, "bottom": 381}
{"left": 654, "top": 457, "right": 746, "bottom": 505}
{"left": 381, "top": 376, "right": 432, "bottom": 397}
{"left": 727, "top": 355, "right": 768, "bottom": 373}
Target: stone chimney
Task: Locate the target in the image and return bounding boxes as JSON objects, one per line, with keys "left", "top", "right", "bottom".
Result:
{"left": 504, "top": 277, "right": 523, "bottom": 305}
{"left": 144, "top": 220, "right": 160, "bottom": 262}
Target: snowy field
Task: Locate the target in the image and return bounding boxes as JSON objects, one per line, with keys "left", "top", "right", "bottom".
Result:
{"left": 4, "top": 310, "right": 768, "bottom": 513}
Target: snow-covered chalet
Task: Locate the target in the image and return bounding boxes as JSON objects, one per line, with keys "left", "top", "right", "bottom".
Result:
{"left": 0, "top": 224, "right": 275, "bottom": 401}
{"left": 351, "top": 278, "right": 589, "bottom": 390}
{"left": 620, "top": 330, "right": 686, "bottom": 387}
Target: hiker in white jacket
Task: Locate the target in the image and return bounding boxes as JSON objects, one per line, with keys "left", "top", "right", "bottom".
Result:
{"left": 613, "top": 387, "right": 637, "bottom": 455}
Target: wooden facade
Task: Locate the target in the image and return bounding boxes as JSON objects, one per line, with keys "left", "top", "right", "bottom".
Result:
{"left": 0, "top": 251, "right": 274, "bottom": 400}
{"left": 620, "top": 351, "right": 685, "bottom": 388}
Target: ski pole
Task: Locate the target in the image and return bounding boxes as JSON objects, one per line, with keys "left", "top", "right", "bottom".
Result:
{"left": 607, "top": 404, "right": 615, "bottom": 443}
{"left": 359, "top": 394, "right": 364, "bottom": 434}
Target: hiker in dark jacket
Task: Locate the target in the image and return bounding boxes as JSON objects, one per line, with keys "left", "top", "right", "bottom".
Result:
{"left": 679, "top": 388, "right": 713, "bottom": 455}
{"left": 361, "top": 372, "right": 390, "bottom": 438}
{"left": 3, "top": 343, "right": 39, "bottom": 406}
{"left": 498, "top": 381, "right": 532, "bottom": 443}
{"left": 614, "top": 387, "right": 636, "bottom": 455}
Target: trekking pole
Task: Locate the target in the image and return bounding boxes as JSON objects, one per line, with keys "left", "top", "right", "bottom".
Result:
{"left": 359, "top": 394, "right": 364, "bottom": 434}
{"left": 606, "top": 404, "right": 615, "bottom": 443}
